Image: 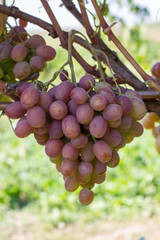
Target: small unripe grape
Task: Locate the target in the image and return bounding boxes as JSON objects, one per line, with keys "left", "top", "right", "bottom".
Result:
{"left": 60, "top": 69, "right": 69, "bottom": 81}
{"left": 79, "top": 188, "right": 94, "bottom": 205}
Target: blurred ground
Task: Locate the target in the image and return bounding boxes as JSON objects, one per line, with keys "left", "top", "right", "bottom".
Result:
{"left": 0, "top": 211, "right": 160, "bottom": 240}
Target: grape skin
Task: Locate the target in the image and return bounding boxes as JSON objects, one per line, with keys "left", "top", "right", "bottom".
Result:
{"left": 26, "top": 34, "right": 46, "bottom": 49}
{"left": 103, "top": 103, "right": 123, "bottom": 122}
{"left": 49, "top": 120, "right": 63, "bottom": 139}
{"left": 11, "top": 44, "right": 27, "bottom": 62}
{"left": 45, "top": 139, "right": 64, "bottom": 158}
{"left": 89, "top": 115, "right": 108, "bottom": 138}
{"left": 55, "top": 81, "right": 75, "bottom": 103}
{"left": 36, "top": 45, "right": 56, "bottom": 61}
{"left": 79, "top": 188, "right": 94, "bottom": 205}
{"left": 76, "top": 103, "right": 94, "bottom": 124}
{"left": 79, "top": 75, "right": 95, "bottom": 91}
{"left": 93, "top": 140, "right": 112, "bottom": 163}
{"left": 15, "top": 117, "right": 32, "bottom": 138}
{"left": 5, "top": 101, "right": 27, "bottom": 119}
{"left": 26, "top": 106, "right": 46, "bottom": 128}
{"left": 62, "top": 142, "right": 79, "bottom": 161}
{"left": 90, "top": 94, "right": 107, "bottom": 111}
{"left": 20, "top": 88, "right": 40, "bottom": 109}
{"left": 62, "top": 115, "right": 80, "bottom": 139}
{"left": 70, "top": 87, "right": 88, "bottom": 104}
{"left": 49, "top": 100, "right": 68, "bottom": 120}
{"left": 81, "top": 142, "right": 95, "bottom": 162}
{"left": 13, "top": 61, "right": 31, "bottom": 80}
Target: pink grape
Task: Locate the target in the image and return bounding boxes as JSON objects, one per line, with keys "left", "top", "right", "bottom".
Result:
{"left": 71, "top": 134, "right": 88, "bottom": 149}
{"left": 20, "top": 87, "right": 40, "bottom": 109}
{"left": 76, "top": 103, "right": 94, "bottom": 124}
{"left": 60, "top": 159, "right": 78, "bottom": 177}
{"left": 0, "top": 42, "right": 12, "bottom": 61}
{"left": 60, "top": 69, "right": 69, "bottom": 81}
{"left": 15, "top": 117, "right": 32, "bottom": 138}
{"left": 102, "top": 128, "right": 121, "bottom": 147}
{"left": 64, "top": 176, "right": 79, "bottom": 192}
{"left": 89, "top": 115, "right": 108, "bottom": 138}
{"left": 26, "top": 34, "right": 46, "bottom": 49}
{"left": 48, "top": 86, "right": 57, "bottom": 101}
{"left": 93, "top": 140, "right": 112, "bottom": 163}
{"left": 103, "top": 104, "right": 123, "bottom": 121}
{"left": 34, "top": 132, "right": 49, "bottom": 143}
{"left": 106, "top": 150, "right": 120, "bottom": 168}
{"left": 33, "top": 121, "right": 49, "bottom": 135}
{"left": 10, "top": 26, "right": 27, "bottom": 42}
{"left": 38, "top": 91, "right": 53, "bottom": 112}
{"left": 55, "top": 81, "right": 75, "bottom": 103}
{"left": 92, "top": 173, "right": 106, "bottom": 184}
{"left": 62, "top": 142, "right": 79, "bottom": 161}
{"left": 26, "top": 106, "right": 46, "bottom": 128}
{"left": 36, "top": 45, "right": 56, "bottom": 61}
{"left": 79, "top": 162, "right": 93, "bottom": 177}
{"left": 11, "top": 44, "right": 27, "bottom": 62}
{"left": 79, "top": 74, "right": 95, "bottom": 91}
{"left": 97, "top": 87, "right": 116, "bottom": 104}
{"left": 17, "top": 82, "right": 30, "bottom": 96}
{"left": 81, "top": 142, "right": 95, "bottom": 162}
{"left": 117, "top": 115, "right": 132, "bottom": 132}
{"left": 45, "top": 139, "right": 64, "bottom": 158}
{"left": 5, "top": 101, "right": 26, "bottom": 119}
{"left": 68, "top": 100, "right": 78, "bottom": 116}
{"left": 79, "top": 188, "right": 94, "bottom": 205}
{"left": 30, "top": 56, "right": 46, "bottom": 71}
{"left": 49, "top": 120, "right": 63, "bottom": 139}
{"left": 129, "top": 97, "right": 146, "bottom": 120}
{"left": 13, "top": 61, "right": 31, "bottom": 80}
{"left": 116, "top": 95, "right": 132, "bottom": 115}
{"left": 62, "top": 115, "right": 80, "bottom": 139}
{"left": 93, "top": 159, "right": 107, "bottom": 175}
{"left": 90, "top": 94, "right": 107, "bottom": 111}
{"left": 49, "top": 100, "right": 68, "bottom": 120}
{"left": 70, "top": 87, "right": 88, "bottom": 104}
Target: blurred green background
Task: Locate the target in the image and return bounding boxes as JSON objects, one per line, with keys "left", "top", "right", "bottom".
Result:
{"left": 1, "top": 23, "right": 160, "bottom": 240}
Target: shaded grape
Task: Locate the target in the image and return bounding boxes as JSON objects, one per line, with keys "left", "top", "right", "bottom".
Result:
{"left": 62, "top": 142, "right": 79, "bottom": 161}
{"left": 108, "top": 118, "right": 121, "bottom": 128}
{"left": 38, "top": 91, "right": 53, "bottom": 112}
{"left": 117, "top": 115, "right": 132, "bottom": 132}
{"left": 91, "top": 173, "right": 106, "bottom": 184}
{"left": 64, "top": 176, "right": 79, "bottom": 192}
{"left": 116, "top": 95, "right": 132, "bottom": 115}
{"left": 45, "top": 138, "right": 64, "bottom": 158}
{"left": 49, "top": 120, "right": 63, "bottom": 139}
{"left": 17, "top": 82, "right": 30, "bottom": 96}
{"left": 93, "top": 159, "right": 107, "bottom": 175}
{"left": 60, "top": 159, "right": 78, "bottom": 177}
{"left": 71, "top": 134, "right": 88, "bottom": 149}
{"left": 0, "top": 41, "right": 12, "bottom": 62}
{"left": 97, "top": 87, "right": 116, "bottom": 104}
{"left": 106, "top": 150, "right": 120, "bottom": 168}
{"left": 55, "top": 81, "right": 75, "bottom": 103}
{"left": 34, "top": 132, "right": 50, "bottom": 143}
{"left": 68, "top": 99, "right": 78, "bottom": 116}
{"left": 102, "top": 128, "right": 121, "bottom": 147}
{"left": 60, "top": 69, "right": 69, "bottom": 81}
{"left": 33, "top": 121, "right": 49, "bottom": 135}
{"left": 81, "top": 142, "right": 95, "bottom": 162}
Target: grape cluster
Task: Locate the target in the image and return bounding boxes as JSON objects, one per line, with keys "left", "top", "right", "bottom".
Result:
{"left": 0, "top": 25, "right": 56, "bottom": 82}
{"left": 5, "top": 71, "right": 146, "bottom": 205}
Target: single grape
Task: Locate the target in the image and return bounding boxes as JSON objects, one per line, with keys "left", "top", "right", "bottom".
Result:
{"left": 81, "top": 142, "right": 95, "bottom": 162}
{"left": 17, "top": 82, "right": 30, "bottom": 96}
{"left": 36, "top": 45, "right": 56, "bottom": 61}
{"left": 108, "top": 118, "right": 121, "bottom": 128}
{"left": 147, "top": 112, "right": 160, "bottom": 122}
{"left": 91, "top": 173, "right": 106, "bottom": 184}
{"left": 116, "top": 95, "right": 132, "bottom": 115}
{"left": 26, "top": 106, "right": 46, "bottom": 128}
{"left": 93, "top": 159, "right": 107, "bottom": 175}
{"left": 0, "top": 41, "right": 12, "bottom": 62}
{"left": 49, "top": 120, "right": 63, "bottom": 139}
{"left": 106, "top": 150, "right": 120, "bottom": 168}
{"left": 127, "top": 121, "right": 144, "bottom": 138}
{"left": 34, "top": 132, "right": 50, "bottom": 143}
{"left": 38, "top": 91, "right": 53, "bottom": 112}
{"left": 60, "top": 159, "right": 78, "bottom": 177}
{"left": 64, "top": 176, "right": 79, "bottom": 192}
{"left": 71, "top": 134, "right": 88, "bottom": 149}
{"left": 102, "top": 128, "right": 122, "bottom": 147}
{"left": 20, "top": 87, "right": 40, "bottom": 109}
{"left": 79, "top": 74, "right": 95, "bottom": 91}
{"left": 5, "top": 101, "right": 26, "bottom": 119}
{"left": 68, "top": 99, "right": 78, "bottom": 116}
{"left": 26, "top": 34, "right": 46, "bottom": 49}
{"left": 79, "top": 188, "right": 94, "bottom": 205}
{"left": 103, "top": 104, "right": 123, "bottom": 122}
{"left": 62, "top": 142, "right": 79, "bottom": 161}
{"left": 45, "top": 138, "right": 64, "bottom": 158}
{"left": 93, "top": 140, "right": 112, "bottom": 163}
{"left": 97, "top": 87, "right": 116, "bottom": 104}
{"left": 48, "top": 86, "right": 57, "bottom": 101}
{"left": 50, "top": 154, "right": 63, "bottom": 164}
{"left": 60, "top": 69, "right": 69, "bottom": 81}
{"left": 15, "top": 116, "right": 33, "bottom": 138}
{"left": 49, "top": 100, "right": 68, "bottom": 120}
{"left": 11, "top": 44, "right": 27, "bottom": 62}
{"left": 141, "top": 116, "right": 155, "bottom": 129}
{"left": 116, "top": 115, "right": 132, "bottom": 132}
{"left": 33, "top": 121, "right": 49, "bottom": 135}
{"left": 125, "top": 90, "right": 142, "bottom": 100}
{"left": 70, "top": 87, "right": 88, "bottom": 104}
{"left": 129, "top": 97, "right": 146, "bottom": 120}
{"left": 89, "top": 115, "right": 108, "bottom": 138}
{"left": 30, "top": 56, "right": 46, "bottom": 71}
{"left": 13, "top": 61, "right": 31, "bottom": 80}
{"left": 90, "top": 94, "right": 107, "bottom": 111}
{"left": 79, "top": 162, "right": 93, "bottom": 177}
{"left": 62, "top": 115, "right": 80, "bottom": 139}
{"left": 55, "top": 81, "right": 75, "bottom": 103}
{"left": 9, "top": 26, "right": 27, "bottom": 42}
{"left": 76, "top": 103, "right": 94, "bottom": 124}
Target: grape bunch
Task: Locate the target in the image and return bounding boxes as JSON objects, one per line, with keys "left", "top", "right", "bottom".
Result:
{"left": 0, "top": 25, "right": 56, "bottom": 83}
{"left": 5, "top": 70, "right": 147, "bottom": 205}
